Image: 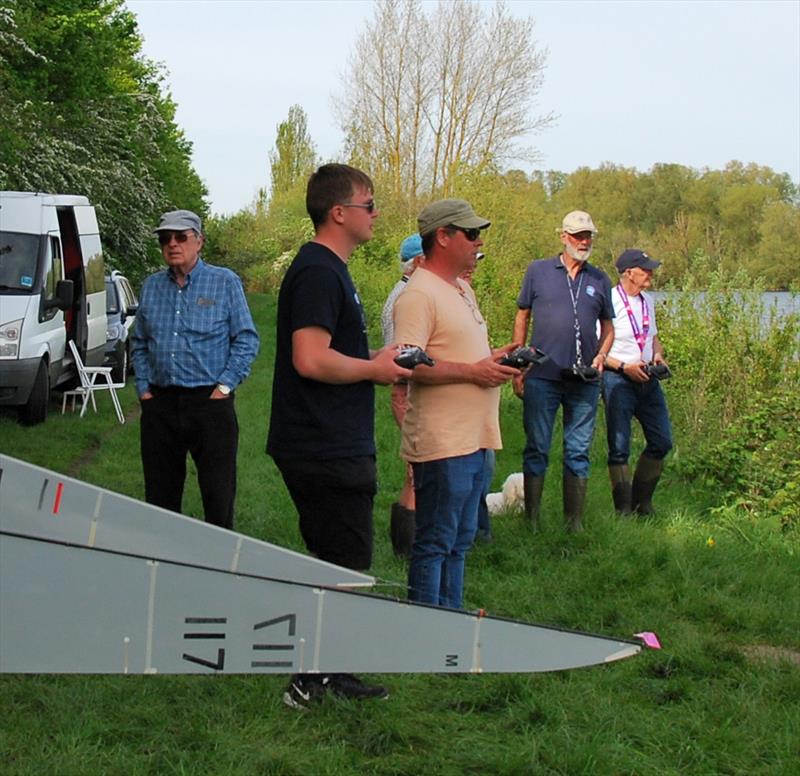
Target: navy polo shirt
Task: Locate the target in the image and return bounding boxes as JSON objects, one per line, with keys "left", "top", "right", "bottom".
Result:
{"left": 516, "top": 255, "right": 614, "bottom": 381}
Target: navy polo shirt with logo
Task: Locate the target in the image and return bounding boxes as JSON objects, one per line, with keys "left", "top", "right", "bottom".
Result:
{"left": 516, "top": 255, "right": 614, "bottom": 382}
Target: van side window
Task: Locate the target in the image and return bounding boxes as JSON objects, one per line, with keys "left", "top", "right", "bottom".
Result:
{"left": 41, "top": 237, "right": 63, "bottom": 321}
{"left": 81, "top": 235, "right": 104, "bottom": 294}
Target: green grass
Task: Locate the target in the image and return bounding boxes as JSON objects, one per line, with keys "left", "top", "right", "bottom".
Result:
{"left": 1, "top": 293, "right": 798, "bottom": 775}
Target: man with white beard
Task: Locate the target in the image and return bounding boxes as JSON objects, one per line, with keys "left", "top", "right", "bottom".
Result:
{"left": 512, "top": 211, "right": 614, "bottom": 533}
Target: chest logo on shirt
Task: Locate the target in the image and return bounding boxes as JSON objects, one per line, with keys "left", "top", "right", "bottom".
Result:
{"left": 586, "top": 285, "right": 596, "bottom": 297}
{"left": 353, "top": 292, "right": 367, "bottom": 333}
{"left": 197, "top": 297, "right": 216, "bottom": 306}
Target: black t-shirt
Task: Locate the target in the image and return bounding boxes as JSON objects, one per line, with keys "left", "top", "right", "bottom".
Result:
{"left": 266, "top": 242, "right": 375, "bottom": 459}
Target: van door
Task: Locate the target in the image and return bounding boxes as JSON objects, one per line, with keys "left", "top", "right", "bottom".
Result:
{"left": 75, "top": 207, "right": 105, "bottom": 366}
{"left": 56, "top": 204, "right": 105, "bottom": 367}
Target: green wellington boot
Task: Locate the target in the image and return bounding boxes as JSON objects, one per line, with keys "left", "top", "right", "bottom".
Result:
{"left": 524, "top": 474, "right": 545, "bottom": 533}
{"left": 563, "top": 473, "right": 588, "bottom": 533}
{"left": 608, "top": 464, "right": 632, "bottom": 515}
{"left": 631, "top": 455, "right": 664, "bottom": 516}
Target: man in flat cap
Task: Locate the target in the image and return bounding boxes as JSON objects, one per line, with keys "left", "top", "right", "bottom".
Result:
{"left": 132, "top": 209, "right": 259, "bottom": 530}
{"left": 513, "top": 210, "right": 614, "bottom": 533}
{"left": 602, "top": 249, "right": 672, "bottom": 516}
{"left": 393, "top": 199, "right": 519, "bottom": 609}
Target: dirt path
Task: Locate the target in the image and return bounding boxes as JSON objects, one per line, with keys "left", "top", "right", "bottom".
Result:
{"left": 65, "top": 402, "right": 141, "bottom": 478}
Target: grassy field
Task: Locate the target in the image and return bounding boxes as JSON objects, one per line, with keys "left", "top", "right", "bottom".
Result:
{"left": 1, "top": 293, "right": 798, "bottom": 775}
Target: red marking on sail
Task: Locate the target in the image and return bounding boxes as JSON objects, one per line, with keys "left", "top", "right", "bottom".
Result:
{"left": 53, "top": 483, "right": 64, "bottom": 514}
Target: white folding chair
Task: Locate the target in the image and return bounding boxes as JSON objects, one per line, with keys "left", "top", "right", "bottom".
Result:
{"left": 61, "top": 340, "right": 126, "bottom": 424}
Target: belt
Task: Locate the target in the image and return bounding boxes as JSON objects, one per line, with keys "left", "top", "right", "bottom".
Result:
{"left": 149, "top": 384, "right": 216, "bottom": 396}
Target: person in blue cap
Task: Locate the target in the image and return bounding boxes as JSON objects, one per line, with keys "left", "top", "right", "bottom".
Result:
{"left": 381, "top": 233, "right": 425, "bottom": 557}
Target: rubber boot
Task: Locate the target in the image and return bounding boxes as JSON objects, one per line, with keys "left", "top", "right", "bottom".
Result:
{"left": 390, "top": 502, "right": 415, "bottom": 558}
{"left": 631, "top": 455, "right": 664, "bottom": 516}
{"left": 563, "top": 473, "right": 588, "bottom": 533}
{"left": 608, "top": 464, "right": 632, "bottom": 515}
{"left": 524, "top": 474, "right": 545, "bottom": 533}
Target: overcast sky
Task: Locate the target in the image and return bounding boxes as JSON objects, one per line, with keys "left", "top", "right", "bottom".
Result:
{"left": 127, "top": 0, "right": 800, "bottom": 215}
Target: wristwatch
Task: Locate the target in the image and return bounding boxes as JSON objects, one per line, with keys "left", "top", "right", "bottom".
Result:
{"left": 216, "top": 384, "right": 231, "bottom": 396}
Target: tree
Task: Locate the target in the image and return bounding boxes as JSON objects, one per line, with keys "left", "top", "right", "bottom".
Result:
{"left": 268, "top": 104, "right": 318, "bottom": 197}
{"left": 0, "top": 0, "right": 207, "bottom": 282}
{"left": 335, "top": 0, "right": 553, "bottom": 201}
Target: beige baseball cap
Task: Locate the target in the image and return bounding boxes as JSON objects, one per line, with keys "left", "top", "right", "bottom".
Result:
{"left": 559, "top": 210, "right": 598, "bottom": 235}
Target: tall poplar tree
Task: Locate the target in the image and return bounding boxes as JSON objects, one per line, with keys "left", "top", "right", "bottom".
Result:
{"left": 335, "top": 0, "right": 552, "bottom": 201}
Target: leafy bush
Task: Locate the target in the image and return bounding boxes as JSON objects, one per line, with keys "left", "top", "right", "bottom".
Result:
{"left": 679, "top": 391, "right": 800, "bottom": 532}
{"left": 658, "top": 259, "right": 800, "bottom": 530}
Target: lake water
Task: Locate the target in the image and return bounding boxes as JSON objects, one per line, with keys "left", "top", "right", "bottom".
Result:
{"left": 651, "top": 291, "right": 800, "bottom": 321}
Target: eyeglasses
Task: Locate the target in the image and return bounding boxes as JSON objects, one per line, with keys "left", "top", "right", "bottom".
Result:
{"left": 157, "top": 230, "right": 193, "bottom": 246}
{"left": 450, "top": 226, "right": 482, "bottom": 242}
{"left": 459, "top": 289, "right": 485, "bottom": 326}
{"left": 566, "top": 231, "right": 594, "bottom": 242}
{"left": 341, "top": 200, "right": 377, "bottom": 213}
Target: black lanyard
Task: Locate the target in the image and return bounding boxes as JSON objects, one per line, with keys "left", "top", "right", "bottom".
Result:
{"left": 563, "top": 260, "right": 586, "bottom": 366}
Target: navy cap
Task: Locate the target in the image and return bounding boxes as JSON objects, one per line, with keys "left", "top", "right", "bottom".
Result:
{"left": 616, "top": 249, "right": 661, "bottom": 272}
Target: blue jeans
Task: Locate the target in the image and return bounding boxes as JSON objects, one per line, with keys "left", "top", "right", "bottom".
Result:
{"left": 408, "top": 450, "right": 486, "bottom": 609}
{"left": 522, "top": 376, "right": 601, "bottom": 478}
{"left": 602, "top": 372, "right": 673, "bottom": 464}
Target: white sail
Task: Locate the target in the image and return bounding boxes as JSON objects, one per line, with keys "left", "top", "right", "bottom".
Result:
{"left": 0, "top": 454, "right": 641, "bottom": 675}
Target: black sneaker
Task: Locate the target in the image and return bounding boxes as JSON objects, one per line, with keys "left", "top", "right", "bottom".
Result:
{"left": 327, "top": 673, "right": 389, "bottom": 701}
{"left": 282, "top": 674, "right": 328, "bottom": 709}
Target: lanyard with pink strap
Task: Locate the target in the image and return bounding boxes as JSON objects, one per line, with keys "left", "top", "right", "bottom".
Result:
{"left": 616, "top": 285, "right": 649, "bottom": 354}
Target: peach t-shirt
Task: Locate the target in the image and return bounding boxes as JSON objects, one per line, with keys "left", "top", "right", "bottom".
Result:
{"left": 393, "top": 268, "right": 501, "bottom": 463}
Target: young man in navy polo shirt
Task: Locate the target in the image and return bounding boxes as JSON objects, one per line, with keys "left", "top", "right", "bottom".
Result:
{"left": 512, "top": 210, "right": 614, "bottom": 533}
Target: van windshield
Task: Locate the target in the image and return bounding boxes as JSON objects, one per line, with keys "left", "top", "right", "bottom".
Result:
{"left": 0, "top": 232, "right": 39, "bottom": 292}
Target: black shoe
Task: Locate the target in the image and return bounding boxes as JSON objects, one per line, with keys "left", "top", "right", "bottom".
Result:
{"left": 282, "top": 674, "right": 328, "bottom": 709}
{"left": 327, "top": 673, "right": 389, "bottom": 701}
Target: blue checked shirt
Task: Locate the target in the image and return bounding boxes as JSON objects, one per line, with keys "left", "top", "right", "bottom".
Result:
{"left": 132, "top": 259, "right": 259, "bottom": 396}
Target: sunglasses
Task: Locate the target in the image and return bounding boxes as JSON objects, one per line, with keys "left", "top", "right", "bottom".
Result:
{"left": 450, "top": 226, "right": 482, "bottom": 242}
{"left": 157, "top": 230, "right": 193, "bottom": 246}
{"left": 341, "top": 200, "right": 377, "bottom": 213}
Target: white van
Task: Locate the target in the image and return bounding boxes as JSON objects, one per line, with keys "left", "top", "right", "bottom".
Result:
{"left": 0, "top": 192, "right": 106, "bottom": 424}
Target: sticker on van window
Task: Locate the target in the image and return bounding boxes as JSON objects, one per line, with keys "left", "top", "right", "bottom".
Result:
{"left": 20, "top": 275, "right": 33, "bottom": 288}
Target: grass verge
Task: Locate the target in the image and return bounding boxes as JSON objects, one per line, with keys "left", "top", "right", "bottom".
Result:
{"left": 1, "top": 293, "right": 798, "bottom": 775}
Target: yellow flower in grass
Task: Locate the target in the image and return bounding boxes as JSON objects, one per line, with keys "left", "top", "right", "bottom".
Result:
{"left": 706, "top": 536, "right": 716, "bottom": 548}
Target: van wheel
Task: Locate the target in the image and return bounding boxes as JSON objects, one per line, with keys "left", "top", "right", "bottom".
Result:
{"left": 20, "top": 360, "right": 50, "bottom": 426}
{"left": 112, "top": 345, "right": 128, "bottom": 385}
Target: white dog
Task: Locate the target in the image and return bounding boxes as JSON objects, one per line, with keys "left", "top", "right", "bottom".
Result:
{"left": 486, "top": 472, "right": 525, "bottom": 516}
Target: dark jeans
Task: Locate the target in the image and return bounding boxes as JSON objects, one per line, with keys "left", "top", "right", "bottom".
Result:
{"left": 477, "top": 448, "right": 496, "bottom": 535}
{"left": 602, "top": 372, "right": 673, "bottom": 464}
{"left": 274, "top": 455, "right": 376, "bottom": 571}
{"left": 140, "top": 387, "right": 238, "bottom": 529}
{"left": 522, "top": 376, "right": 601, "bottom": 478}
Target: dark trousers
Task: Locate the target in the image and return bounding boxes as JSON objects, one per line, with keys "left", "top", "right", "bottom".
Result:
{"left": 602, "top": 372, "right": 673, "bottom": 465}
{"left": 274, "top": 456, "right": 376, "bottom": 571}
{"left": 140, "top": 387, "right": 239, "bottom": 529}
